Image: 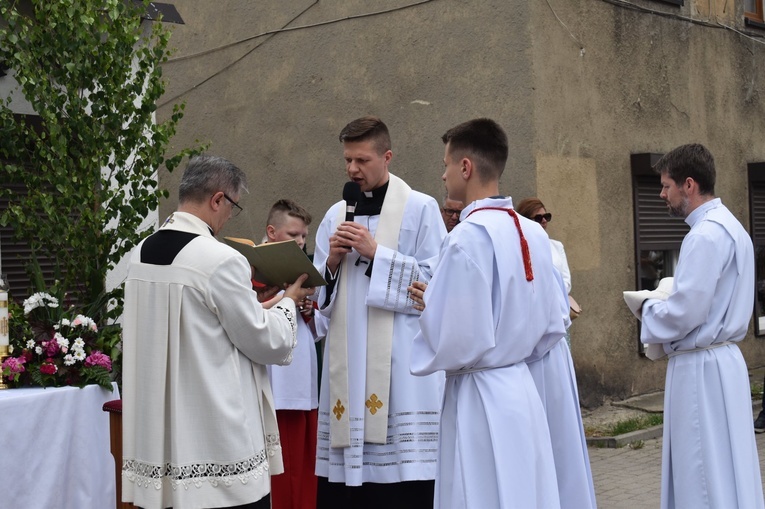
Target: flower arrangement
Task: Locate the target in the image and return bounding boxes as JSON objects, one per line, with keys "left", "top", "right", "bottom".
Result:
{"left": 1, "top": 291, "right": 120, "bottom": 391}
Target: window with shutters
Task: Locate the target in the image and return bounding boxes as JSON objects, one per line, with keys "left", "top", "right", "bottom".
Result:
{"left": 749, "top": 163, "right": 765, "bottom": 335}
{"left": 1, "top": 116, "right": 69, "bottom": 303}
{"left": 0, "top": 178, "right": 66, "bottom": 303}
{"left": 631, "top": 153, "right": 691, "bottom": 352}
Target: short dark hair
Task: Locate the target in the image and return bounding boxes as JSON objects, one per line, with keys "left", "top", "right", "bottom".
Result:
{"left": 442, "top": 118, "right": 508, "bottom": 182}
{"left": 339, "top": 116, "right": 391, "bottom": 155}
{"left": 267, "top": 199, "right": 312, "bottom": 227}
{"left": 515, "top": 197, "right": 546, "bottom": 220}
{"left": 653, "top": 143, "right": 716, "bottom": 196}
{"left": 178, "top": 155, "right": 247, "bottom": 204}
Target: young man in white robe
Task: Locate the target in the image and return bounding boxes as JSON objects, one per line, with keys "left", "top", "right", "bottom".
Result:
{"left": 313, "top": 116, "right": 445, "bottom": 508}
{"left": 263, "top": 199, "right": 320, "bottom": 509}
{"left": 632, "top": 144, "right": 764, "bottom": 509}
{"left": 409, "top": 118, "right": 564, "bottom": 508}
{"left": 121, "top": 156, "right": 315, "bottom": 509}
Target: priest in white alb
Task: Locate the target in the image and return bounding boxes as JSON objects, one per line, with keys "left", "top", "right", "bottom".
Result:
{"left": 313, "top": 116, "right": 445, "bottom": 508}
{"left": 410, "top": 118, "right": 563, "bottom": 508}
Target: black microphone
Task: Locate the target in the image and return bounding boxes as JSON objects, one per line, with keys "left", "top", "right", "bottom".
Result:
{"left": 342, "top": 181, "right": 361, "bottom": 222}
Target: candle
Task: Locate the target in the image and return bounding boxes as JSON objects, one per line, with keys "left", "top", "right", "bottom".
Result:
{"left": 0, "top": 290, "right": 7, "bottom": 347}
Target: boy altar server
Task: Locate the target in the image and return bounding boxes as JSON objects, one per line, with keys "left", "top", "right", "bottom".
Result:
{"left": 410, "top": 119, "right": 564, "bottom": 508}
{"left": 313, "top": 116, "right": 445, "bottom": 508}
{"left": 264, "top": 199, "right": 321, "bottom": 509}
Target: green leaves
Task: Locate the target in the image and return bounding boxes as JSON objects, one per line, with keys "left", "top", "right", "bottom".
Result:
{"left": 0, "top": 0, "right": 203, "bottom": 319}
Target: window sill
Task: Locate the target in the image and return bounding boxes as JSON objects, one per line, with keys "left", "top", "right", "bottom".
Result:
{"left": 745, "top": 17, "right": 765, "bottom": 30}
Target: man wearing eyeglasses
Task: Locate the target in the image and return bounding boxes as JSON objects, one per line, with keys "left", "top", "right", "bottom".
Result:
{"left": 440, "top": 196, "right": 464, "bottom": 233}
{"left": 121, "top": 155, "right": 315, "bottom": 509}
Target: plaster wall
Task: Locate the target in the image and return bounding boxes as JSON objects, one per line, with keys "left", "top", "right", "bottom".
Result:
{"left": 156, "top": 0, "right": 765, "bottom": 402}
{"left": 530, "top": 0, "right": 765, "bottom": 404}
{"left": 157, "top": 0, "right": 534, "bottom": 251}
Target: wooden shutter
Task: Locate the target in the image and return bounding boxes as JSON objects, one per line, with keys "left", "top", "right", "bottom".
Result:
{"left": 631, "top": 154, "right": 690, "bottom": 252}
{"left": 633, "top": 175, "right": 690, "bottom": 250}
{"left": 0, "top": 181, "right": 64, "bottom": 302}
{"left": 750, "top": 164, "right": 765, "bottom": 247}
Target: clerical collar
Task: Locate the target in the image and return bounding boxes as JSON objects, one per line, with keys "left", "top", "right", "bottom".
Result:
{"left": 355, "top": 180, "right": 389, "bottom": 216}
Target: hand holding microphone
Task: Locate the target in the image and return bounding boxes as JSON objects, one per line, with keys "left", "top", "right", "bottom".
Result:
{"left": 327, "top": 181, "right": 376, "bottom": 273}
{"left": 336, "top": 181, "right": 376, "bottom": 257}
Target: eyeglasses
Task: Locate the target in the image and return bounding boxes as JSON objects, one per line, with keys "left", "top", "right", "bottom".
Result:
{"left": 532, "top": 212, "right": 552, "bottom": 223}
{"left": 442, "top": 208, "right": 462, "bottom": 217}
{"left": 223, "top": 193, "right": 243, "bottom": 217}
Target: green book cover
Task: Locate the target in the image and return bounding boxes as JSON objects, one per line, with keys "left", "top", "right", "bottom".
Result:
{"left": 223, "top": 237, "right": 327, "bottom": 288}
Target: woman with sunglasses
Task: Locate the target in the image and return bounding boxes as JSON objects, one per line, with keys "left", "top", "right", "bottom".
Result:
{"left": 516, "top": 198, "right": 571, "bottom": 296}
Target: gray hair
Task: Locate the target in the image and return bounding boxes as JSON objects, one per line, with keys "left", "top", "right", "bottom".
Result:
{"left": 178, "top": 155, "right": 248, "bottom": 204}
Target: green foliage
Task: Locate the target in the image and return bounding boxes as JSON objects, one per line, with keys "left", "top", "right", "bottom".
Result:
{"left": 0, "top": 0, "right": 204, "bottom": 319}
{"left": 80, "top": 365, "right": 114, "bottom": 390}
{"left": 585, "top": 412, "right": 664, "bottom": 438}
{"left": 608, "top": 413, "right": 663, "bottom": 436}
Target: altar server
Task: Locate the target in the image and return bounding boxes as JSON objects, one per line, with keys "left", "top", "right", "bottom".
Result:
{"left": 410, "top": 118, "right": 563, "bottom": 508}
{"left": 637, "top": 144, "right": 764, "bottom": 509}
{"left": 313, "top": 116, "right": 445, "bottom": 508}
{"left": 525, "top": 271, "right": 597, "bottom": 509}
{"left": 264, "top": 199, "right": 320, "bottom": 509}
{"left": 122, "top": 155, "right": 314, "bottom": 509}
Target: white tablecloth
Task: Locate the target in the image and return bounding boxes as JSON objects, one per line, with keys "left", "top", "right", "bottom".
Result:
{"left": 0, "top": 383, "right": 119, "bottom": 509}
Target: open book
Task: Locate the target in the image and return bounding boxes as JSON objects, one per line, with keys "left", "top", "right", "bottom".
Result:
{"left": 223, "top": 237, "right": 327, "bottom": 288}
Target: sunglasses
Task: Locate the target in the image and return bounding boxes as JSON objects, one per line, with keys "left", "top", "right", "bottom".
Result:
{"left": 533, "top": 213, "right": 552, "bottom": 223}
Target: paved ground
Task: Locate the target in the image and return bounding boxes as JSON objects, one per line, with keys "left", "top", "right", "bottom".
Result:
{"left": 590, "top": 410, "right": 765, "bottom": 508}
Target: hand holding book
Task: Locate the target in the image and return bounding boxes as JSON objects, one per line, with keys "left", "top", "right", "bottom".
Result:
{"left": 224, "top": 236, "right": 327, "bottom": 288}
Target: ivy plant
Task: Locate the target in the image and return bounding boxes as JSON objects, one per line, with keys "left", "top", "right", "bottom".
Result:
{"left": 0, "top": 0, "right": 203, "bottom": 320}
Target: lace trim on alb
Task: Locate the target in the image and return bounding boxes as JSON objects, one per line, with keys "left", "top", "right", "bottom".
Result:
{"left": 274, "top": 303, "right": 297, "bottom": 336}
{"left": 266, "top": 432, "right": 281, "bottom": 458}
{"left": 274, "top": 303, "right": 298, "bottom": 364}
{"left": 123, "top": 449, "right": 270, "bottom": 491}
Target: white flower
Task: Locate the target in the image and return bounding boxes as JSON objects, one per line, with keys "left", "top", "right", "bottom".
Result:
{"left": 54, "top": 332, "right": 69, "bottom": 349}
{"left": 73, "top": 349, "right": 86, "bottom": 361}
{"left": 63, "top": 354, "right": 76, "bottom": 366}
{"left": 72, "top": 314, "right": 97, "bottom": 331}
{"left": 35, "top": 346, "right": 43, "bottom": 355}
{"left": 59, "top": 318, "right": 70, "bottom": 327}
{"left": 26, "top": 340, "right": 35, "bottom": 349}
{"left": 8, "top": 345, "right": 13, "bottom": 354}
{"left": 73, "top": 338, "right": 85, "bottom": 349}
{"left": 22, "top": 292, "right": 59, "bottom": 314}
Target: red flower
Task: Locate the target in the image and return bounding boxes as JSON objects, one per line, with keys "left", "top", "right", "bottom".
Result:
{"left": 39, "top": 360, "right": 58, "bottom": 375}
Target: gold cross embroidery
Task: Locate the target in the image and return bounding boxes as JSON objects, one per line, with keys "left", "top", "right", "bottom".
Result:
{"left": 333, "top": 399, "right": 345, "bottom": 420}
{"left": 366, "top": 394, "right": 383, "bottom": 415}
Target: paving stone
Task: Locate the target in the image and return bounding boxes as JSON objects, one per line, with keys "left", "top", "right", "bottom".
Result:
{"left": 591, "top": 411, "right": 765, "bottom": 507}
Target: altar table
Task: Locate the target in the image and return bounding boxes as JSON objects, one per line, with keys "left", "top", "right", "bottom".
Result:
{"left": 0, "top": 383, "right": 119, "bottom": 508}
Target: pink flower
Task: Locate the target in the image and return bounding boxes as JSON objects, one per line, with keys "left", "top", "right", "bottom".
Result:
{"left": 39, "top": 360, "right": 58, "bottom": 375}
{"left": 2, "top": 356, "right": 26, "bottom": 374}
{"left": 44, "top": 339, "right": 60, "bottom": 357}
{"left": 84, "top": 351, "right": 112, "bottom": 372}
